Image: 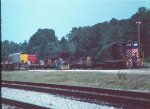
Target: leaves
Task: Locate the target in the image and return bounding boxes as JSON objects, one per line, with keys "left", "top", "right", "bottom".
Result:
{"left": 28, "top": 28, "right": 58, "bottom": 59}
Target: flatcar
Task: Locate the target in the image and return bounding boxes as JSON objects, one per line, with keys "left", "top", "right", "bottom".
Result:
{"left": 46, "top": 52, "right": 70, "bottom": 70}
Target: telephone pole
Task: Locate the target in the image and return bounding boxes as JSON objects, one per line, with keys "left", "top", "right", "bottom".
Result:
{"left": 136, "top": 21, "right": 141, "bottom": 44}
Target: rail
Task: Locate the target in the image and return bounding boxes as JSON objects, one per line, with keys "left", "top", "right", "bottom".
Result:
{"left": 2, "top": 98, "right": 50, "bottom": 109}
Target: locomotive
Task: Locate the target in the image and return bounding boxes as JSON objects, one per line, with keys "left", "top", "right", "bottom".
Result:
{"left": 104, "top": 41, "right": 144, "bottom": 69}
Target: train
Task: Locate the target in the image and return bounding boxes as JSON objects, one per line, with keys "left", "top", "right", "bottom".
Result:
{"left": 3, "top": 41, "right": 144, "bottom": 70}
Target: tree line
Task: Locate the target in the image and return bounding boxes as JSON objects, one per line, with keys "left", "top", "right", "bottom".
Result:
{"left": 1, "top": 7, "right": 150, "bottom": 61}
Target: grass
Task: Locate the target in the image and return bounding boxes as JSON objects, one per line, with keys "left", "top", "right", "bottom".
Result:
{"left": 2, "top": 70, "right": 150, "bottom": 92}
{"left": 144, "top": 62, "right": 150, "bottom": 67}
{"left": 144, "top": 57, "right": 150, "bottom": 68}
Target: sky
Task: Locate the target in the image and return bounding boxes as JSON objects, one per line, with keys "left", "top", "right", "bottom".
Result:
{"left": 1, "top": 0, "right": 150, "bottom": 43}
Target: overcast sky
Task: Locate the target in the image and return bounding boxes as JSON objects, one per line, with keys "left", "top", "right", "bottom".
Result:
{"left": 2, "top": 0, "right": 150, "bottom": 43}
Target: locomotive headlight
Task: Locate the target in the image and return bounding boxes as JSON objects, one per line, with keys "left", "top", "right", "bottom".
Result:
{"left": 133, "top": 43, "right": 138, "bottom": 46}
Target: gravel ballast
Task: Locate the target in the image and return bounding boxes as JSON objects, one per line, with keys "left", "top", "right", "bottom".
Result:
{"left": 2, "top": 87, "right": 119, "bottom": 109}
{"left": 2, "top": 104, "right": 21, "bottom": 109}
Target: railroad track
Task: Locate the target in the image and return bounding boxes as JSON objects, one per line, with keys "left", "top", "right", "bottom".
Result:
{"left": 2, "top": 98, "right": 50, "bottom": 109}
{"left": 2, "top": 80, "right": 150, "bottom": 109}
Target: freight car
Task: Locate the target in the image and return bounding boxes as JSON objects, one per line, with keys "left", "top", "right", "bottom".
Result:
{"left": 69, "top": 57, "right": 105, "bottom": 69}
{"left": 46, "top": 52, "right": 70, "bottom": 70}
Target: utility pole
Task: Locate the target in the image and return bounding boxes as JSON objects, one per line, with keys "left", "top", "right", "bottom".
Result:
{"left": 136, "top": 21, "right": 141, "bottom": 44}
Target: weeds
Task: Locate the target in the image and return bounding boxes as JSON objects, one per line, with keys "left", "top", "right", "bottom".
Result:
{"left": 117, "top": 71, "right": 127, "bottom": 80}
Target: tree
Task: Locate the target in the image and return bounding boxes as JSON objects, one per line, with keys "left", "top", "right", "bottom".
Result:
{"left": 66, "top": 7, "right": 150, "bottom": 58}
{"left": 19, "top": 40, "right": 29, "bottom": 53}
{"left": 59, "top": 37, "right": 69, "bottom": 52}
{"left": 1, "top": 40, "right": 20, "bottom": 61}
{"left": 130, "top": 7, "right": 150, "bottom": 56}
{"left": 28, "top": 28, "right": 59, "bottom": 59}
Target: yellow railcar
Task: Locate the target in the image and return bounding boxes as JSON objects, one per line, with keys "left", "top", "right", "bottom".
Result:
{"left": 20, "top": 53, "right": 28, "bottom": 63}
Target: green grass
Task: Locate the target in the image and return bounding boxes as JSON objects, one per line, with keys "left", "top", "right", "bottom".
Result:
{"left": 145, "top": 57, "right": 150, "bottom": 62}
{"left": 2, "top": 70, "right": 150, "bottom": 92}
{"left": 144, "top": 62, "right": 150, "bottom": 67}
{"left": 144, "top": 57, "right": 150, "bottom": 67}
